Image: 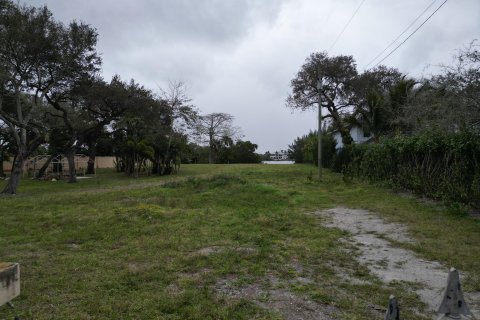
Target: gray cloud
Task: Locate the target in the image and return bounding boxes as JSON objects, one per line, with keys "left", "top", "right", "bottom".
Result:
{"left": 23, "top": 0, "right": 480, "bottom": 153}
{"left": 28, "top": 0, "right": 284, "bottom": 45}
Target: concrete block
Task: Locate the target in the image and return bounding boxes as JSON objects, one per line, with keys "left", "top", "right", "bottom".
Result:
{"left": 0, "top": 263, "right": 20, "bottom": 306}
{"left": 385, "top": 294, "right": 400, "bottom": 320}
{"left": 437, "top": 267, "right": 470, "bottom": 319}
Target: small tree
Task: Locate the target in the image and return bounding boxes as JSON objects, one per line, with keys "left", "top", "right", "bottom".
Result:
{"left": 111, "top": 80, "right": 172, "bottom": 176}
{"left": 230, "top": 140, "right": 261, "bottom": 164}
{"left": 194, "top": 112, "right": 241, "bottom": 164}
{"left": 288, "top": 130, "right": 336, "bottom": 167}
{"left": 157, "top": 81, "right": 196, "bottom": 174}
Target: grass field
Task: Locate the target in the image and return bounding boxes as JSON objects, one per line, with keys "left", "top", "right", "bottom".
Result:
{"left": 1, "top": 164, "right": 479, "bottom": 319}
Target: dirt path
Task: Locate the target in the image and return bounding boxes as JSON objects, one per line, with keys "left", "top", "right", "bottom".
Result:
{"left": 317, "top": 207, "right": 480, "bottom": 319}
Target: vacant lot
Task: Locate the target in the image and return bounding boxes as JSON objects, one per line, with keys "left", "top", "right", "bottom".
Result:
{"left": 1, "top": 164, "right": 479, "bottom": 319}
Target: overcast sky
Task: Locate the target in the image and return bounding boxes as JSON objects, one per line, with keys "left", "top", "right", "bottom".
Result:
{"left": 24, "top": 0, "right": 480, "bottom": 153}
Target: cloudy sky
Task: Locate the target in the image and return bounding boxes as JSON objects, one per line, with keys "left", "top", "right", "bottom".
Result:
{"left": 24, "top": 0, "right": 480, "bottom": 153}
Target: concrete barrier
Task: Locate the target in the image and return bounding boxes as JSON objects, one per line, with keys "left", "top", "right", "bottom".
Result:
{"left": 0, "top": 263, "right": 20, "bottom": 307}
{"left": 385, "top": 294, "right": 400, "bottom": 320}
{"left": 384, "top": 268, "right": 473, "bottom": 320}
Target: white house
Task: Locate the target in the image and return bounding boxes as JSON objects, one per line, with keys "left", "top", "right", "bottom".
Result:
{"left": 270, "top": 150, "right": 289, "bottom": 160}
{"left": 332, "top": 125, "right": 373, "bottom": 150}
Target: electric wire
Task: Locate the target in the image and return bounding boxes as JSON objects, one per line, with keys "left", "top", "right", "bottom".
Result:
{"left": 363, "top": 0, "right": 439, "bottom": 69}
{"left": 372, "top": 0, "right": 449, "bottom": 68}
{"left": 327, "top": 0, "right": 367, "bottom": 54}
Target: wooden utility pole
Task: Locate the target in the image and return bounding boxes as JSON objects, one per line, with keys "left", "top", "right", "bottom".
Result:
{"left": 317, "top": 76, "right": 322, "bottom": 179}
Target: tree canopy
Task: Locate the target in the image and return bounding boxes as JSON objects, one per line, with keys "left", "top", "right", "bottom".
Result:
{"left": 0, "top": 0, "right": 258, "bottom": 193}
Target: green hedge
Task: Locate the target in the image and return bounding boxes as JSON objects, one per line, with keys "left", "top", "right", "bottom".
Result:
{"left": 289, "top": 131, "right": 337, "bottom": 167}
{"left": 333, "top": 131, "right": 480, "bottom": 207}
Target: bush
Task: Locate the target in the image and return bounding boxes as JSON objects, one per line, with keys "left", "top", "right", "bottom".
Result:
{"left": 288, "top": 131, "right": 336, "bottom": 167}
{"left": 335, "top": 130, "right": 480, "bottom": 207}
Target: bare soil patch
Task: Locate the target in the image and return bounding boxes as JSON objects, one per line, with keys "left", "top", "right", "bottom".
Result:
{"left": 193, "top": 246, "right": 257, "bottom": 256}
{"left": 214, "top": 275, "right": 339, "bottom": 320}
{"left": 317, "top": 207, "right": 480, "bottom": 319}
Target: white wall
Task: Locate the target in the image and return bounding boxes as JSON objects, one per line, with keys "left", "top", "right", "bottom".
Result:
{"left": 333, "top": 126, "right": 372, "bottom": 150}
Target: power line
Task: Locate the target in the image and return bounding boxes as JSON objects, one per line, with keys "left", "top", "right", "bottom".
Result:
{"left": 363, "top": 0, "right": 439, "bottom": 69}
{"left": 327, "top": 0, "right": 367, "bottom": 54}
{"left": 372, "top": 0, "right": 449, "bottom": 68}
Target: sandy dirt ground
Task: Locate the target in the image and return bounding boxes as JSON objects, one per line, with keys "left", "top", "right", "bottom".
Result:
{"left": 317, "top": 207, "right": 480, "bottom": 320}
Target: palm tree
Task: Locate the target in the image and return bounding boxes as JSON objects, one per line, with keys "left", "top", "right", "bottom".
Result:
{"left": 388, "top": 76, "right": 417, "bottom": 135}
{"left": 355, "top": 89, "right": 390, "bottom": 142}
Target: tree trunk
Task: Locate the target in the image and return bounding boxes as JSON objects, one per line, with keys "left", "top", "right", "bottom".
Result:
{"left": 86, "top": 157, "right": 95, "bottom": 175}
{"left": 133, "top": 153, "right": 138, "bottom": 178}
{"left": 208, "top": 134, "right": 214, "bottom": 164}
{"left": 161, "top": 130, "right": 173, "bottom": 175}
{"left": 1, "top": 146, "right": 27, "bottom": 194}
{"left": 35, "top": 154, "right": 56, "bottom": 179}
{"left": 86, "top": 145, "right": 96, "bottom": 175}
{"left": 339, "top": 127, "right": 354, "bottom": 146}
{"left": 66, "top": 148, "right": 77, "bottom": 183}
{"left": 175, "top": 156, "right": 181, "bottom": 174}
{"left": 0, "top": 146, "right": 5, "bottom": 178}
{"left": 152, "top": 153, "right": 160, "bottom": 175}
{"left": 115, "top": 156, "right": 122, "bottom": 172}
{"left": 329, "top": 107, "right": 353, "bottom": 147}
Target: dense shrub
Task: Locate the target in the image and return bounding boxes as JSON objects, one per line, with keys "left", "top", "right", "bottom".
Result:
{"left": 288, "top": 131, "right": 337, "bottom": 168}
{"left": 333, "top": 130, "right": 480, "bottom": 207}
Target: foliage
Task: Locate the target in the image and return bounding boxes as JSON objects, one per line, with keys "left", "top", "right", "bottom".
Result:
{"left": 402, "top": 41, "right": 480, "bottom": 133}
{"left": 333, "top": 130, "right": 480, "bottom": 207}
{"left": 229, "top": 140, "right": 261, "bottom": 164}
{"left": 0, "top": 122, "right": 13, "bottom": 177}
{"left": 287, "top": 53, "right": 403, "bottom": 146}
{"left": 194, "top": 112, "right": 242, "bottom": 164}
{"left": 286, "top": 52, "right": 358, "bottom": 146}
{"left": 0, "top": 0, "right": 101, "bottom": 191}
{"left": 181, "top": 143, "right": 210, "bottom": 164}
{"left": 183, "top": 140, "right": 261, "bottom": 164}
{"left": 0, "top": 1, "right": 204, "bottom": 187}
{"left": 288, "top": 131, "right": 336, "bottom": 167}
{"left": 354, "top": 70, "right": 414, "bottom": 138}
{"left": 157, "top": 80, "right": 197, "bottom": 174}
{"left": 261, "top": 151, "right": 272, "bottom": 161}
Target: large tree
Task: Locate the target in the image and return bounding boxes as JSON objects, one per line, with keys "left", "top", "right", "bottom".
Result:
{"left": 287, "top": 52, "right": 359, "bottom": 146}
{"left": 194, "top": 112, "right": 241, "bottom": 164}
{"left": 403, "top": 41, "right": 480, "bottom": 133}
{"left": 0, "top": 1, "right": 101, "bottom": 193}
{"left": 52, "top": 76, "right": 139, "bottom": 182}
{"left": 353, "top": 66, "right": 403, "bottom": 140}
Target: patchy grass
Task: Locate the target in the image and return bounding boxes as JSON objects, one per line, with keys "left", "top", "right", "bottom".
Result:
{"left": 0, "top": 164, "right": 479, "bottom": 319}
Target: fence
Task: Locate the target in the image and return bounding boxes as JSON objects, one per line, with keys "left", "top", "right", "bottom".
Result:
{"left": 2, "top": 156, "right": 117, "bottom": 177}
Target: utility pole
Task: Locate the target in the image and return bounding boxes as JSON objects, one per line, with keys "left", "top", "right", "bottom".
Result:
{"left": 317, "top": 75, "right": 322, "bottom": 179}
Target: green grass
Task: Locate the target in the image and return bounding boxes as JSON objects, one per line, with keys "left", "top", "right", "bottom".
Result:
{"left": 0, "top": 164, "right": 479, "bottom": 319}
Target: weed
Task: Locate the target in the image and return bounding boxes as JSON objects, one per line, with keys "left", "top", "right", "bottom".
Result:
{"left": 0, "top": 164, "right": 478, "bottom": 320}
